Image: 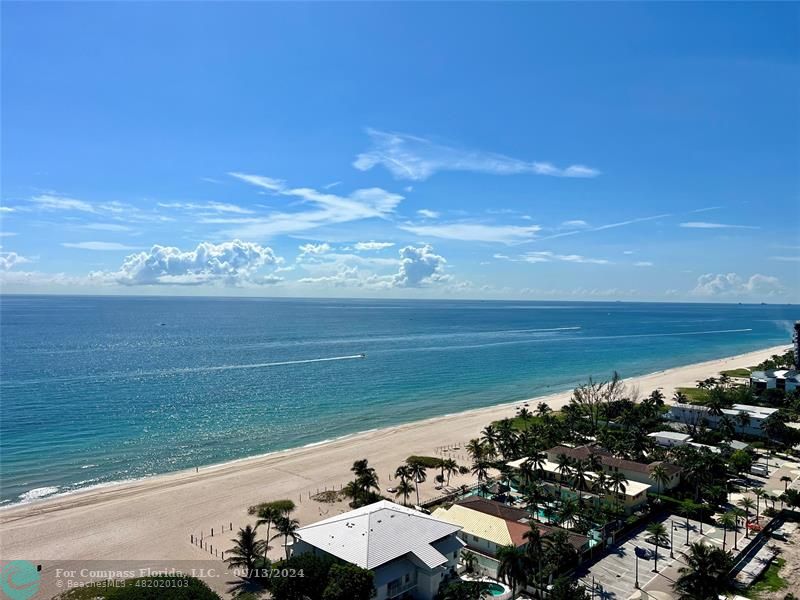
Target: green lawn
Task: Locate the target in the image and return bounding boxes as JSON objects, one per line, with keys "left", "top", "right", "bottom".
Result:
{"left": 720, "top": 368, "right": 752, "bottom": 378}
{"left": 748, "top": 557, "right": 788, "bottom": 598}
{"left": 675, "top": 387, "right": 709, "bottom": 403}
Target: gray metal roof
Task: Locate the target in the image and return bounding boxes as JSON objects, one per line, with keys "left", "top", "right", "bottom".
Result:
{"left": 295, "top": 500, "right": 462, "bottom": 570}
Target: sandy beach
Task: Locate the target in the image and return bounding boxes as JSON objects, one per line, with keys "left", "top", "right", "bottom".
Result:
{"left": 0, "top": 344, "right": 788, "bottom": 596}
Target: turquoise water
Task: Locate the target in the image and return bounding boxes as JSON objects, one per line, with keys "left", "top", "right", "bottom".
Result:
{"left": 1, "top": 295, "right": 797, "bottom": 506}
{"left": 486, "top": 583, "right": 506, "bottom": 596}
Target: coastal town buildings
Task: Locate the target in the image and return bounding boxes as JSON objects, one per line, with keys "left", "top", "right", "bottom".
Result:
{"left": 292, "top": 500, "right": 464, "bottom": 600}
{"left": 432, "top": 497, "right": 589, "bottom": 578}
{"left": 666, "top": 402, "right": 779, "bottom": 437}
{"left": 750, "top": 369, "right": 800, "bottom": 393}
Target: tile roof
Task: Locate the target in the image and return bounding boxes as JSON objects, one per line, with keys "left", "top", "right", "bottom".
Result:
{"left": 547, "top": 445, "right": 680, "bottom": 478}
{"left": 296, "top": 500, "right": 462, "bottom": 570}
{"left": 450, "top": 497, "right": 589, "bottom": 551}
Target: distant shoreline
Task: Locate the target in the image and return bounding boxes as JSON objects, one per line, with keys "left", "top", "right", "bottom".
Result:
{"left": 0, "top": 343, "right": 787, "bottom": 518}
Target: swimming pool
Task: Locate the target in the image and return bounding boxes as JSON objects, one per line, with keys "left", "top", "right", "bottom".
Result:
{"left": 486, "top": 582, "right": 506, "bottom": 596}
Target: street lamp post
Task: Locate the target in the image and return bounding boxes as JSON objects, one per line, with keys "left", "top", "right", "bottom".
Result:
{"left": 670, "top": 519, "right": 675, "bottom": 559}
{"left": 635, "top": 552, "right": 639, "bottom": 589}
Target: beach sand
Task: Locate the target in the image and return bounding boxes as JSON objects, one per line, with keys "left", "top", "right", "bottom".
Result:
{"left": 0, "top": 344, "right": 788, "bottom": 597}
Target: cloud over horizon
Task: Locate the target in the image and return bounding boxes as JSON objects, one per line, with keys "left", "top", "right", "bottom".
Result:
{"left": 353, "top": 129, "right": 600, "bottom": 181}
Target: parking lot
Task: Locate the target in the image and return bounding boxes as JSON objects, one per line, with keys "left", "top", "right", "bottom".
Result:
{"left": 579, "top": 514, "right": 725, "bottom": 600}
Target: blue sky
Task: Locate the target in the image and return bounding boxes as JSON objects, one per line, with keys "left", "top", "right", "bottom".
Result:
{"left": 1, "top": 2, "right": 798, "bottom": 301}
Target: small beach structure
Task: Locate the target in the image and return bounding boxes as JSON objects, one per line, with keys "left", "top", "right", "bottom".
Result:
{"left": 647, "top": 430, "right": 692, "bottom": 448}
{"left": 292, "top": 500, "right": 464, "bottom": 600}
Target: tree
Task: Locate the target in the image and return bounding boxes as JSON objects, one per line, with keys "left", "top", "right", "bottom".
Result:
{"left": 394, "top": 478, "right": 414, "bottom": 506}
{"left": 271, "top": 516, "right": 300, "bottom": 560}
{"left": 523, "top": 524, "right": 546, "bottom": 591}
{"left": 497, "top": 545, "right": 529, "bottom": 599}
{"left": 555, "top": 454, "right": 573, "bottom": 492}
{"left": 781, "top": 475, "right": 792, "bottom": 492}
{"left": 547, "top": 577, "right": 590, "bottom": 600}
{"left": 728, "top": 450, "right": 753, "bottom": 481}
{"left": 407, "top": 459, "right": 427, "bottom": 505}
{"left": 225, "top": 525, "right": 266, "bottom": 578}
{"left": 718, "top": 512, "right": 737, "bottom": 552}
{"left": 347, "top": 459, "right": 380, "bottom": 508}
{"left": 752, "top": 488, "right": 766, "bottom": 522}
{"left": 256, "top": 505, "right": 281, "bottom": 561}
{"left": 736, "top": 497, "right": 755, "bottom": 538}
{"left": 435, "top": 581, "right": 489, "bottom": 600}
{"left": 646, "top": 522, "right": 669, "bottom": 572}
{"left": 571, "top": 460, "right": 590, "bottom": 502}
{"left": 321, "top": 563, "right": 375, "bottom": 600}
{"left": 460, "top": 550, "right": 476, "bottom": 574}
{"left": 442, "top": 458, "right": 460, "bottom": 485}
{"left": 471, "top": 460, "right": 490, "bottom": 485}
{"left": 608, "top": 470, "right": 628, "bottom": 510}
{"left": 269, "top": 553, "right": 333, "bottom": 600}
{"left": 649, "top": 464, "right": 671, "bottom": 496}
{"left": 673, "top": 542, "right": 733, "bottom": 600}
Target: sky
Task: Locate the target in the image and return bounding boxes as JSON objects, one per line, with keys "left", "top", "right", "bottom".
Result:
{"left": 1, "top": 2, "right": 798, "bottom": 302}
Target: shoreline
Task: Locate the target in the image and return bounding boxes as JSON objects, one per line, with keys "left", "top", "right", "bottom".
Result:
{"left": 0, "top": 343, "right": 788, "bottom": 519}
{"left": 1, "top": 342, "right": 789, "bottom": 513}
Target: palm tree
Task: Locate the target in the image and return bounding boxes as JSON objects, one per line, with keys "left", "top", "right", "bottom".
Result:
{"left": 471, "top": 460, "right": 490, "bottom": 485}
{"left": 649, "top": 464, "right": 670, "bottom": 496}
{"left": 225, "top": 525, "right": 266, "bottom": 578}
{"left": 752, "top": 488, "right": 766, "bottom": 522}
{"left": 555, "top": 454, "right": 573, "bottom": 492}
{"left": 571, "top": 460, "right": 590, "bottom": 502}
{"left": 461, "top": 549, "right": 476, "bottom": 574}
{"left": 646, "top": 522, "right": 669, "bottom": 572}
{"left": 781, "top": 475, "right": 792, "bottom": 492}
{"left": 255, "top": 505, "right": 281, "bottom": 561}
{"left": 407, "top": 460, "right": 427, "bottom": 505}
{"left": 497, "top": 544, "right": 529, "bottom": 599}
{"left": 673, "top": 390, "right": 688, "bottom": 403}
{"left": 271, "top": 515, "right": 300, "bottom": 560}
{"left": 737, "top": 497, "right": 755, "bottom": 538}
{"left": 608, "top": 471, "right": 628, "bottom": 510}
{"left": 466, "top": 438, "right": 485, "bottom": 463}
{"left": 395, "top": 463, "right": 412, "bottom": 482}
{"left": 673, "top": 542, "right": 733, "bottom": 600}
{"left": 394, "top": 478, "right": 414, "bottom": 506}
{"left": 718, "top": 511, "right": 737, "bottom": 552}
{"left": 481, "top": 425, "right": 499, "bottom": 454}
{"left": 557, "top": 498, "right": 579, "bottom": 528}
{"left": 443, "top": 458, "right": 460, "bottom": 485}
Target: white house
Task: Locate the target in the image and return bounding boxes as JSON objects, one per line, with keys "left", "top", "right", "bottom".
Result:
{"left": 750, "top": 370, "right": 800, "bottom": 393}
{"left": 648, "top": 431, "right": 692, "bottom": 448}
{"left": 292, "top": 500, "right": 464, "bottom": 600}
{"left": 666, "top": 402, "right": 778, "bottom": 438}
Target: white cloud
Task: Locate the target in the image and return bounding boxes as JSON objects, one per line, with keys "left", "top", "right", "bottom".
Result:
{"left": 62, "top": 242, "right": 143, "bottom": 251}
{"left": 561, "top": 220, "right": 590, "bottom": 229}
{"left": 0, "top": 232, "right": 18, "bottom": 237}
{"left": 623, "top": 250, "right": 635, "bottom": 255}
{"left": 353, "top": 241, "right": 395, "bottom": 251}
{"left": 353, "top": 129, "right": 600, "bottom": 181}
{"left": 680, "top": 222, "right": 758, "bottom": 229}
{"left": 225, "top": 173, "right": 403, "bottom": 239}
{"left": 417, "top": 209, "right": 440, "bottom": 219}
{"left": 496, "top": 251, "right": 610, "bottom": 265}
{"left": 392, "top": 244, "right": 449, "bottom": 287}
{"left": 98, "top": 240, "right": 282, "bottom": 286}
{"left": 81, "top": 223, "right": 136, "bottom": 232}
{"left": 539, "top": 213, "right": 671, "bottom": 241}
{"left": 298, "top": 242, "right": 332, "bottom": 258}
{"left": 0, "top": 251, "right": 31, "bottom": 270}
{"left": 30, "top": 194, "right": 96, "bottom": 213}
{"left": 634, "top": 261, "right": 654, "bottom": 267}
{"left": 401, "top": 222, "right": 541, "bottom": 244}
{"left": 158, "top": 201, "right": 254, "bottom": 214}
{"left": 0, "top": 206, "right": 16, "bottom": 213}
{"left": 691, "top": 272, "right": 783, "bottom": 297}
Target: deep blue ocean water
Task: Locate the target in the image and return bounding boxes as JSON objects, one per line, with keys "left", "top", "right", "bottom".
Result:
{"left": 1, "top": 295, "right": 798, "bottom": 506}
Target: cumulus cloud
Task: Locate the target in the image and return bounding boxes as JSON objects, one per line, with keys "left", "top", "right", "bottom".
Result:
{"left": 0, "top": 252, "right": 31, "bottom": 270}
{"left": 99, "top": 240, "right": 282, "bottom": 286}
{"left": 691, "top": 273, "right": 783, "bottom": 297}
{"left": 353, "top": 129, "right": 600, "bottom": 181}
{"left": 392, "top": 244, "right": 449, "bottom": 287}
{"left": 298, "top": 243, "right": 332, "bottom": 258}
{"left": 353, "top": 241, "right": 395, "bottom": 251}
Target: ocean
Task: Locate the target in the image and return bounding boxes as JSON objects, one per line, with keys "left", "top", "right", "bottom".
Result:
{"left": 1, "top": 295, "right": 797, "bottom": 506}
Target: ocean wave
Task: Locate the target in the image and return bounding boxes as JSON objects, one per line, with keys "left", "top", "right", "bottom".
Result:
{"left": 18, "top": 486, "right": 59, "bottom": 502}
